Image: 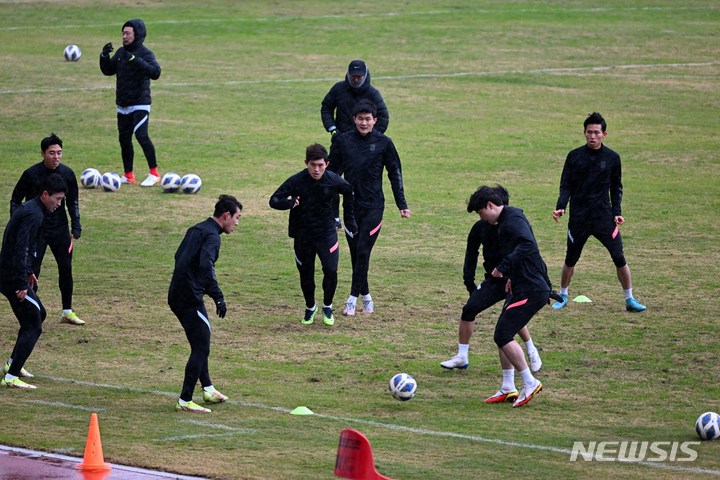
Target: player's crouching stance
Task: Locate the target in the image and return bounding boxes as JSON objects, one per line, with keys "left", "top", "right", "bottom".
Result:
{"left": 473, "top": 185, "right": 553, "bottom": 407}
{"left": 169, "top": 195, "right": 242, "bottom": 413}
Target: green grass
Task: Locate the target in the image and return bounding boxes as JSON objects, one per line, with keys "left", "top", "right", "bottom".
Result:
{"left": 1, "top": 1, "right": 719, "bottom": 479}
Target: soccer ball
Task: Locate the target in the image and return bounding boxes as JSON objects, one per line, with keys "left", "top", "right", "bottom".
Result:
{"left": 389, "top": 373, "right": 417, "bottom": 401}
{"left": 161, "top": 172, "right": 182, "bottom": 193}
{"left": 180, "top": 173, "right": 202, "bottom": 194}
{"left": 80, "top": 168, "right": 101, "bottom": 189}
{"left": 63, "top": 44, "right": 82, "bottom": 62}
{"left": 695, "top": 411, "right": 720, "bottom": 440}
{"left": 100, "top": 172, "right": 121, "bottom": 192}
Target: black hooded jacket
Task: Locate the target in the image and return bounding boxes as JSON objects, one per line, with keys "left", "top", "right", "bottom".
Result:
{"left": 321, "top": 70, "right": 389, "bottom": 134}
{"left": 99, "top": 19, "right": 161, "bottom": 107}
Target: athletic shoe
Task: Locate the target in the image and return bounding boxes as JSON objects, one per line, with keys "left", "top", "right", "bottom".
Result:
{"left": 322, "top": 306, "right": 335, "bottom": 326}
{"left": 140, "top": 174, "right": 160, "bottom": 187}
{"left": 121, "top": 174, "right": 136, "bottom": 184}
{"left": 3, "top": 361, "right": 33, "bottom": 378}
{"left": 203, "top": 388, "right": 228, "bottom": 403}
{"left": 176, "top": 401, "right": 211, "bottom": 413}
{"left": 362, "top": 299, "right": 374, "bottom": 314}
{"left": 301, "top": 307, "right": 316, "bottom": 325}
{"left": 528, "top": 349, "right": 542, "bottom": 373}
{"left": 343, "top": 302, "right": 356, "bottom": 316}
{"left": 626, "top": 297, "right": 647, "bottom": 312}
{"left": 484, "top": 389, "right": 518, "bottom": 404}
{"left": 60, "top": 311, "right": 85, "bottom": 325}
{"left": 1, "top": 377, "right": 37, "bottom": 389}
{"left": 551, "top": 293, "right": 568, "bottom": 310}
{"left": 440, "top": 355, "right": 469, "bottom": 370}
{"left": 512, "top": 381, "right": 543, "bottom": 408}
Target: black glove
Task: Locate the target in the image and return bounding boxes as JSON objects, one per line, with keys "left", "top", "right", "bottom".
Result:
{"left": 124, "top": 50, "right": 135, "bottom": 62}
{"left": 549, "top": 291, "right": 564, "bottom": 305}
{"left": 216, "top": 300, "right": 227, "bottom": 318}
{"left": 345, "top": 221, "right": 358, "bottom": 237}
{"left": 330, "top": 129, "right": 339, "bottom": 144}
{"left": 465, "top": 281, "right": 476, "bottom": 294}
{"left": 102, "top": 42, "right": 113, "bottom": 56}
{"left": 72, "top": 229, "right": 81, "bottom": 240}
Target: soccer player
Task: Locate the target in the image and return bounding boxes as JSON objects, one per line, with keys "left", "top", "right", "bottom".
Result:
{"left": 99, "top": 18, "right": 162, "bottom": 187}
{"left": 169, "top": 195, "right": 242, "bottom": 413}
{"left": 1, "top": 174, "right": 67, "bottom": 389}
{"left": 328, "top": 100, "right": 410, "bottom": 317}
{"left": 10, "top": 133, "right": 84, "bottom": 326}
{"left": 441, "top": 185, "right": 542, "bottom": 373}
{"left": 321, "top": 59, "right": 390, "bottom": 229}
{"left": 552, "top": 112, "right": 646, "bottom": 312}
{"left": 473, "top": 185, "right": 552, "bottom": 407}
{"left": 269, "top": 144, "right": 358, "bottom": 326}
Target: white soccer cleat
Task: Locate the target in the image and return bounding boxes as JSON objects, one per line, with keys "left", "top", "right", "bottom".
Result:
{"left": 140, "top": 174, "right": 160, "bottom": 187}
{"left": 528, "top": 348, "right": 542, "bottom": 373}
{"left": 203, "top": 388, "right": 228, "bottom": 404}
{"left": 512, "top": 380, "right": 543, "bottom": 408}
{"left": 440, "top": 355, "right": 468, "bottom": 370}
{"left": 361, "top": 299, "right": 374, "bottom": 314}
{"left": 343, "top": 302, "right": 356, "bottom": 316}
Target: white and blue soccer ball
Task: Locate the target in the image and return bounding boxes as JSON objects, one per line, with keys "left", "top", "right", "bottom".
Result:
{"left": 63, "top": 44, "right": 82, "bottom": 62}
{"left": 161, "top": 172, "right": 182, "bottom": 193}
{"left": 180, "top": 173, "right": 202, "bottom": 194}
{"left": 696, "top": 412, "right": 720, "bottom": 440}
{"left": 100, "top": 172, "right": 121, "bottom": 192}
{"left": 80, "top": 168, "right": 101, "bottom": 189}
{"left": 389, "top": 373, "right": 417, "bottom": 401}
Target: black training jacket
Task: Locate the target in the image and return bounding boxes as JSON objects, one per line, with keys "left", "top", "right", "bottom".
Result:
{"left": 168, "top": 218, "right": 224, "bottom": 307}
{"left": 99, "top": 19, "right": 161, "bottom": 107}
{"left": 463, "top": 220, "right": 505, "bottom": 293}
{"left": 328, "top": 129, "right": 408, "bottom": 212}
{"left": 0, "top": 198, "right": 45, "bottom": 291}
{"left": 269, "top": 169, "right": 357, "bottom": 239}
{"left": 321, "top": 71, "right": 389, "bottom": 134}
{"left": 556, "top": 144, "right": 623, "bottom": 222}
{"left": 10, "top": 162, "right": 81, "bottom": 238}
{"left": 495, "top": 206, "right": 551, "bottom": 296}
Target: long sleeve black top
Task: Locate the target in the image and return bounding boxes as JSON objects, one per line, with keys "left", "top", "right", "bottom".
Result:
{"left": 0, "top": 198, "right": 45, "bottom": 291}
{"left": 269, "top": 169, "right": 356, "bottom": 238}
{"left": 11, "top": 162, "right": 81, "bottom": 238}
{"left": 328, "top": 129, "right": 408, "bottom": 212}
{"left": 463, "top": 220, "right": 505, "bottom": 293}
{"left": 556, "top": 144, "right": 623, "bottom": 221}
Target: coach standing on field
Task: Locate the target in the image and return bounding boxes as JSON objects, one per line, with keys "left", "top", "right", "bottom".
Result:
{"left": 99, "top": 18, "right": 162, "bottom": 187}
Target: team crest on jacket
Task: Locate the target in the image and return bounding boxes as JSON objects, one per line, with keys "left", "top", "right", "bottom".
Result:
{"left": 370, "top": 143, "right": 376, "bottom": 152}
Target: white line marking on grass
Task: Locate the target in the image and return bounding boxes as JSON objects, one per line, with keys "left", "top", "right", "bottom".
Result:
{"left": 27, "top": 400, "right": 104, "bottom": 412}
{"left": 158, "top": 431, "right": 256, "bottom": 442}
{"left": 44, "top": 375, "right": 720, "bottom": 477}
{"left": 1, "top": 61, "right": 716, "bottom": 96}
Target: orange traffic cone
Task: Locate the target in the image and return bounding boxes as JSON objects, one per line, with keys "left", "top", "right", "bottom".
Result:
{"left": 78, "top": 412, "right": 111, "bottom": 472}
{"left": 334, "top": 429, "right": 393, "bottom": 480}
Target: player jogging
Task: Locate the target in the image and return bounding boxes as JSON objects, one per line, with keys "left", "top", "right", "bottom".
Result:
{"left": 269, "top": 144, "right": 357, "bottom": 326}
{"left": 441, "top": 185, "right": 542, "bottom": 373}
{"left": 169, "top": 195, "right": 242, "bottom": 413}
{"left": 328, "top": 100, "right": 410, "bottom": 316}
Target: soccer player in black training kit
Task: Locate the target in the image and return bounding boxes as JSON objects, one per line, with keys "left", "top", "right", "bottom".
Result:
{"left": 100, "top": 18, "right": 162, "bottom": 187}
{"left": 169, "top": 195, "right": 242, "bottom": 413}
{"left": 328, "top": 100, "right": 410, "bottom": 317}
{"left": 321, "top": 59, "right": 390, "bottom": 229}
{"left": 269, "top": 144, "right": 357, "bottom": 326}
{"left": 10, "top": 133, "right": 84, "bottom": 326}
{"left": 474, "top": 185, "right": 552, "bottom": 407}
{"left": 1, "top": 174, "right": 67, "bottom": 389}
{"left": 552, "top": 112, "right": 646, "bottom": 312}
{"left": 441, "top": 185, "right": 542, "bottom": 373}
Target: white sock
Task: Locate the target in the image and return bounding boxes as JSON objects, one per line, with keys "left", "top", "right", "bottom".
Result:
{"left": 63, "top": 309, "right": 72, "bottom": 314}
{"left": 362, "top": 293, "right": 372, "bottom": 302}
{"left": 624, "top": 288, "right": 633, "bottom": 300}
{"left": 178, "top": 398, "right": 190, "bottom": 405}
{"left": 203, "top": 385, "right": 215, "bottom": 392}
{"left": 458, "top": 344, "right": 469, "bottom": 359}
{"left": 501, "top": 369, "right": 515, "bottom": 392}
{"left": 306, "top": 304, "right": 316, "bottom": 312}
{"left": 525, "top": 339, "right": 536, "bottom": 353}
{"left": 519, "top": 368, "right": 536, "bottom": 388}
{"left": 559, "top": 287, "right": 569, "bottom": 295}
{"left": 5, "top": 373, "right": 18, "bottom": 381}
{"left": 347, "top": 295, "right": 358, "bottom": 305}
{"left": 323, "top": 303, "right": 332, "bottom": 309}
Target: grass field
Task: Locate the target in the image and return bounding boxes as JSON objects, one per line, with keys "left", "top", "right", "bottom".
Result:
{"left": 1, "top": 1, "right": 719, "bottom": 479}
